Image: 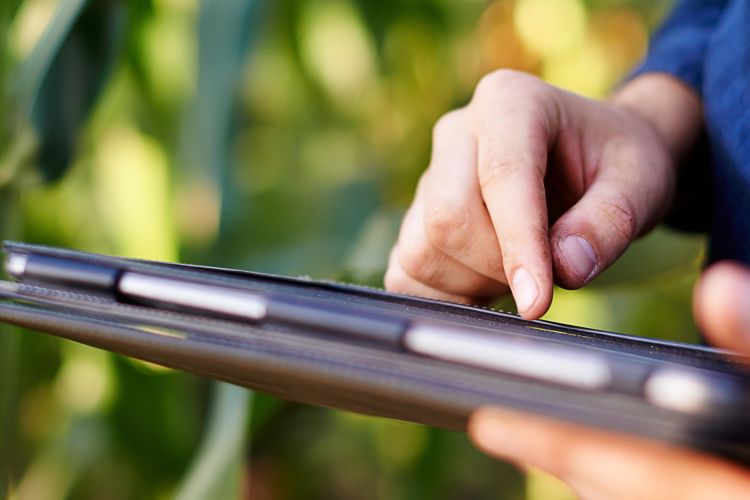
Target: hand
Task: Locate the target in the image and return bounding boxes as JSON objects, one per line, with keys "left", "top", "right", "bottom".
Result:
{"left": 385, "top": 70, "right": 701, "bottom": 319}
{"left": 469, "top": 262, "right": 750, "bottom": 499}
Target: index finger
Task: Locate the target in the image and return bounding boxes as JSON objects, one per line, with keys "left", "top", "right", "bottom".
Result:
{"left": 470, "top": 72, "right": 557, "bottom": 318}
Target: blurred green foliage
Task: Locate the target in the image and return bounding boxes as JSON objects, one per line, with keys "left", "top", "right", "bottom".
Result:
{"left": 0, "top": 0, "right": 704, "bottom": 498}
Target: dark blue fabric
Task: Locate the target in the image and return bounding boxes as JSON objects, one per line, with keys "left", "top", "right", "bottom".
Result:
{"left": 631, "top": 0, "right": 750, "bottom": 265}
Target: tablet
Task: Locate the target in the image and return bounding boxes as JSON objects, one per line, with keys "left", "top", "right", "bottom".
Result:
{"left": 2, "top": 241, "right": 750, "bottom": 463}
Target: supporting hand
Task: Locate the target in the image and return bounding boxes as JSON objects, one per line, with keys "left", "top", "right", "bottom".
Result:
{"left": 469, "top": 262, "right": 750, "bottom": 499}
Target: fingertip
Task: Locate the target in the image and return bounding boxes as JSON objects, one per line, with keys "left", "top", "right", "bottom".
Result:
{"left": 511, "top": 267, "right": 538, "bottom": 314}
{"left": 467, "top": 407, "right": 494, "bottom": 450}
{"left": 552, "top": 233, "right": 600, "bottom": 289}
{"left": 467, "top": 407, "right": 522, "bottom": 457}
{"left": 510, "top": 267, "right": 552, "bottom": 319}
{"left": 549, "top": 185, "right": 641, "bottom": 290}
{"left": 518, "top": 291, "right": 553, "bottom": 320}
{"left": 694, "top": 261, "right": 750, "bottom": 351}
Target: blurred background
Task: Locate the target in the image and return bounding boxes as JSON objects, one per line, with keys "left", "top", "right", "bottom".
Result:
{"left": 0, "top": 0, "right": 705, "bottom": 498}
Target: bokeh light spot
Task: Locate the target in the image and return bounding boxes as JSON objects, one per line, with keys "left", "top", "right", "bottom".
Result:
{"left": 542, "top": 36, "right": 609, "bottom": 98}
{"left": 53, "top": 348, "right": 114, "bottom": 414}
{"left": 514, "top": 0, "right": 587, "bottom": 58}
{"left": 175, "top": 178, "right": 221, "bottom": 246}
{"left": 479, "top": 1, "right": 539, "bottom": 74}
{"left": 93, "top": 126, "right": 178, "bottom": 261}
{"left": 7, "top": 0, "right": 57, "bottom": 60}
{"left": 138, "top": 11, "right": 196, "bottom": 109}
{"left": 299, "top": 1, "right": 376, "bottom": 98}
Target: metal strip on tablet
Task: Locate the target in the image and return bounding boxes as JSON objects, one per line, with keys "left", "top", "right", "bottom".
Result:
{"left": 119, "top": 273, "right": 268, "bottom": 320}
{"left": 404, "top": 323, "right": 612, "bottom": 390}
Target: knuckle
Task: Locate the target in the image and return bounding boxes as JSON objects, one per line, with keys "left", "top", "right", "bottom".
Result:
{"left": 501, "top": 226, "right": 549, "bottom": 259}
{"left": 397, "top": 241, "right": 445, "bottom": 286}
{"left": 383, "top": 266, "right": 405, "bottom": 292}
{"left": 474, "top": 69, "right": 547, "bottom": 105}
{"left": 424, "top": 202, "right": 470, "bottom": 252}
{"left": 476, "top": 69, "right": 532, "bottom": 96}
{"left": 471, "top": 71, "right": 556, "bottom": 137}
{"left": 432, "top": 109, "right": 465, "bottom": 141}
{"left": 478, "top": 149, "right": 540, "bottom": 191}
{"left": 595, "top": 195, "right": 638, "bottom": 244}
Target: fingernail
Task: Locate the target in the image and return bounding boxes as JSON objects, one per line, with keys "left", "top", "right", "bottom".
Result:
{"left": 512, "top": 267, "right": 539, "bottom": 313}
{"left": 558, "top": 235, "right": 597, "bottom": 283}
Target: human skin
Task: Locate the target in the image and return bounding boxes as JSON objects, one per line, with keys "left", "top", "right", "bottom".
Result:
{"left": 384, "top": 70, "right": 702, "bottom": 319}
{"left": 469, "top": 262, "right": 750, "bottom": 499}
{"left": 382, "top": 70, "right": 741, "bottom": 496}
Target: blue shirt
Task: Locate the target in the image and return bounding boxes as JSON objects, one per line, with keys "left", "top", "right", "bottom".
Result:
{"left": 633, "top": 0, "right": 750, "bottom": 264}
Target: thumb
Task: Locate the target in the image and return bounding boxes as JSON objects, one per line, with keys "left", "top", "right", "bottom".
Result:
{"left": 468, "top": 407, "right": 750, "bottom": 500}
{"left": 694, "top": 261, "right": 750, "bottom": 354}
{"left": 549, "top": 151, "right": 672, "bottom": 289}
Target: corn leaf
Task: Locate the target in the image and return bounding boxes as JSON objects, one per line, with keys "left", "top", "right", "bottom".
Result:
{"left": 17, "top": 0, "right": 126, "bottom": 181}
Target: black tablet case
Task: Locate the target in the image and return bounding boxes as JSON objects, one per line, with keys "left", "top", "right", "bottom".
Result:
{"left": 1, "top": 241, "right": 749, "bottom": 462}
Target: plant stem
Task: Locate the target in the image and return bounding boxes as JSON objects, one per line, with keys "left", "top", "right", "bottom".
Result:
{"left": 0, "top": 327, "right": 18, "bottom": 500}
{"left": 0, "top": 188, "right": 21, "bottom": 498}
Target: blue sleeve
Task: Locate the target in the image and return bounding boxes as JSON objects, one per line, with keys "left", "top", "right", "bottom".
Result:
{"left": 631, "top": 0, "right": 730, "bottom": 93}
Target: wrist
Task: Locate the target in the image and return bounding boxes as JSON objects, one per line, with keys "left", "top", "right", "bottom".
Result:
{"left": 610, "top": 73, "right": 703, "bottom": 165}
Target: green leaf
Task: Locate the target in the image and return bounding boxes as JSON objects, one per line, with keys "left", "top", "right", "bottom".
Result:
{"left": 174, "top": 383, "right": 251, "bottom": 500}
{"left": 16, "top": 0, "right": 88, "bottom": 114}
{"left": 343, "top": 208, "right": 402, "bottom": 284}
{"left": 589, "top": 227, "right": 705, "bottom": 288}
{"left": 0, "top": 0, "right": 25, "bottom": 100}
{"left": 0, "top": 189, "right": 22, "bottom": 498}
{"left": 0, "top": 325, "right": 19, "bottom": 499}
{"left": 177, "top": 0, "right": 263, "bottom": 251}
{"left": 18, "top": 0, "right": 126, "bottom": 181}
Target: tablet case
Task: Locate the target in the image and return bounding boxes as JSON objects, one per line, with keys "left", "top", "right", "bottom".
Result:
{"left": 1, "top": 241, "right": 749, "bottom": 463}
